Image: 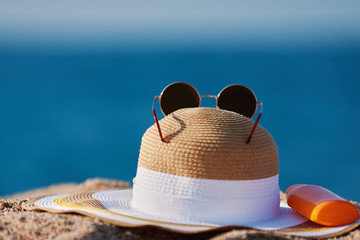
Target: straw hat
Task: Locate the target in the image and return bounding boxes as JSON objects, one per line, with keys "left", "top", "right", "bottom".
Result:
{"left": 115, "top": 107, "right": 305, "bottom": 229}
{"left": 139, "top": 107, "right": 278, "bottom": 180}
{"left": 133, "top": 107, "right": 282, "bottom": 225}
{"left": 25, "top": 107, "right": 360, "bottom": 236}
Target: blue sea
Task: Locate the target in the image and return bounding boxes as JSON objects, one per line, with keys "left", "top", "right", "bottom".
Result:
{"left": 1, "top": 48, "right": 359, "bottom": 200}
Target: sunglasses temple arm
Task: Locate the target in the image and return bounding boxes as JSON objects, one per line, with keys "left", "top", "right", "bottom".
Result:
{"left": 152, "top": 96, "right": 169, "bottom": 143}
{"left": 247, "top": 102, "right": 263, "bottom": 144}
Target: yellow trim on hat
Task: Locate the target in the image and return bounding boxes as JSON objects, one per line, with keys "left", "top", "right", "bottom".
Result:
{"left": 53, "top": 196, "right": 214, "bottom": 229}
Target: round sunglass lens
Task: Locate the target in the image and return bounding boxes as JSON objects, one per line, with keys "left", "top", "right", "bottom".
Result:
{"left": 217, "top": 85, "right": 257, "bottom": 118}
{"left": 160, "top": 82, "right": 200, "bottom": 115}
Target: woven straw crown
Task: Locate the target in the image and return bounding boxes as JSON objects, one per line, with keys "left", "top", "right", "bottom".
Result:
{"left": 138, "top": 107, "right": 278, "bottom": 180}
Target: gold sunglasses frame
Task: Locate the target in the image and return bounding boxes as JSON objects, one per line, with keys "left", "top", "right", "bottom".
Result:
{"left": 152, "top": 82, "right": 262, "bottom": 144}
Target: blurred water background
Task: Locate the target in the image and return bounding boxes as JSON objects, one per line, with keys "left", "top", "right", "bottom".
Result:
{"left": 1, "top": 1, "right": 360, "bottom": 200}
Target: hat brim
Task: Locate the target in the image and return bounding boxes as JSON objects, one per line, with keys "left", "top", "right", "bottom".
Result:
{"left": 24, "top": 189, "right": 360, "bottom": 237}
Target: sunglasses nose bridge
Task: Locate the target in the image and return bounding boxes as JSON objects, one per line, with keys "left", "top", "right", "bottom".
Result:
{"left": 199, "top": 95, "right": 218, "bottom": 108}
{"left": 200, "top": 95, "right": 217, "bottom": 98}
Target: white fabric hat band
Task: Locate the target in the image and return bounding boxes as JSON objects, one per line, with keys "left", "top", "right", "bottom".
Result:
{"left": 132, "top": 167, "right": 280, "bottom": 225}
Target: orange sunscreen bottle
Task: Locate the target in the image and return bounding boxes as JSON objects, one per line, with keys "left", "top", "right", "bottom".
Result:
{"left": 286, "top": 184, "right": 360, "bottom": 226}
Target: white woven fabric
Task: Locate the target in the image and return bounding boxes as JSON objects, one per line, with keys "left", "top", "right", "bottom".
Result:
{"left": 132, "top": 167, "right": 280, "bottom": 224}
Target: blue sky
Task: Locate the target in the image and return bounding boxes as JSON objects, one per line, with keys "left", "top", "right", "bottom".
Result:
{"left": 1, "top": 1, "right": 360, "bottom": 50}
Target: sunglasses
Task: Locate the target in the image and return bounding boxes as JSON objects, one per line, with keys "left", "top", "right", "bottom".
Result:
{"left": 152, "top": 82, "right": 263, "bottom": 144}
